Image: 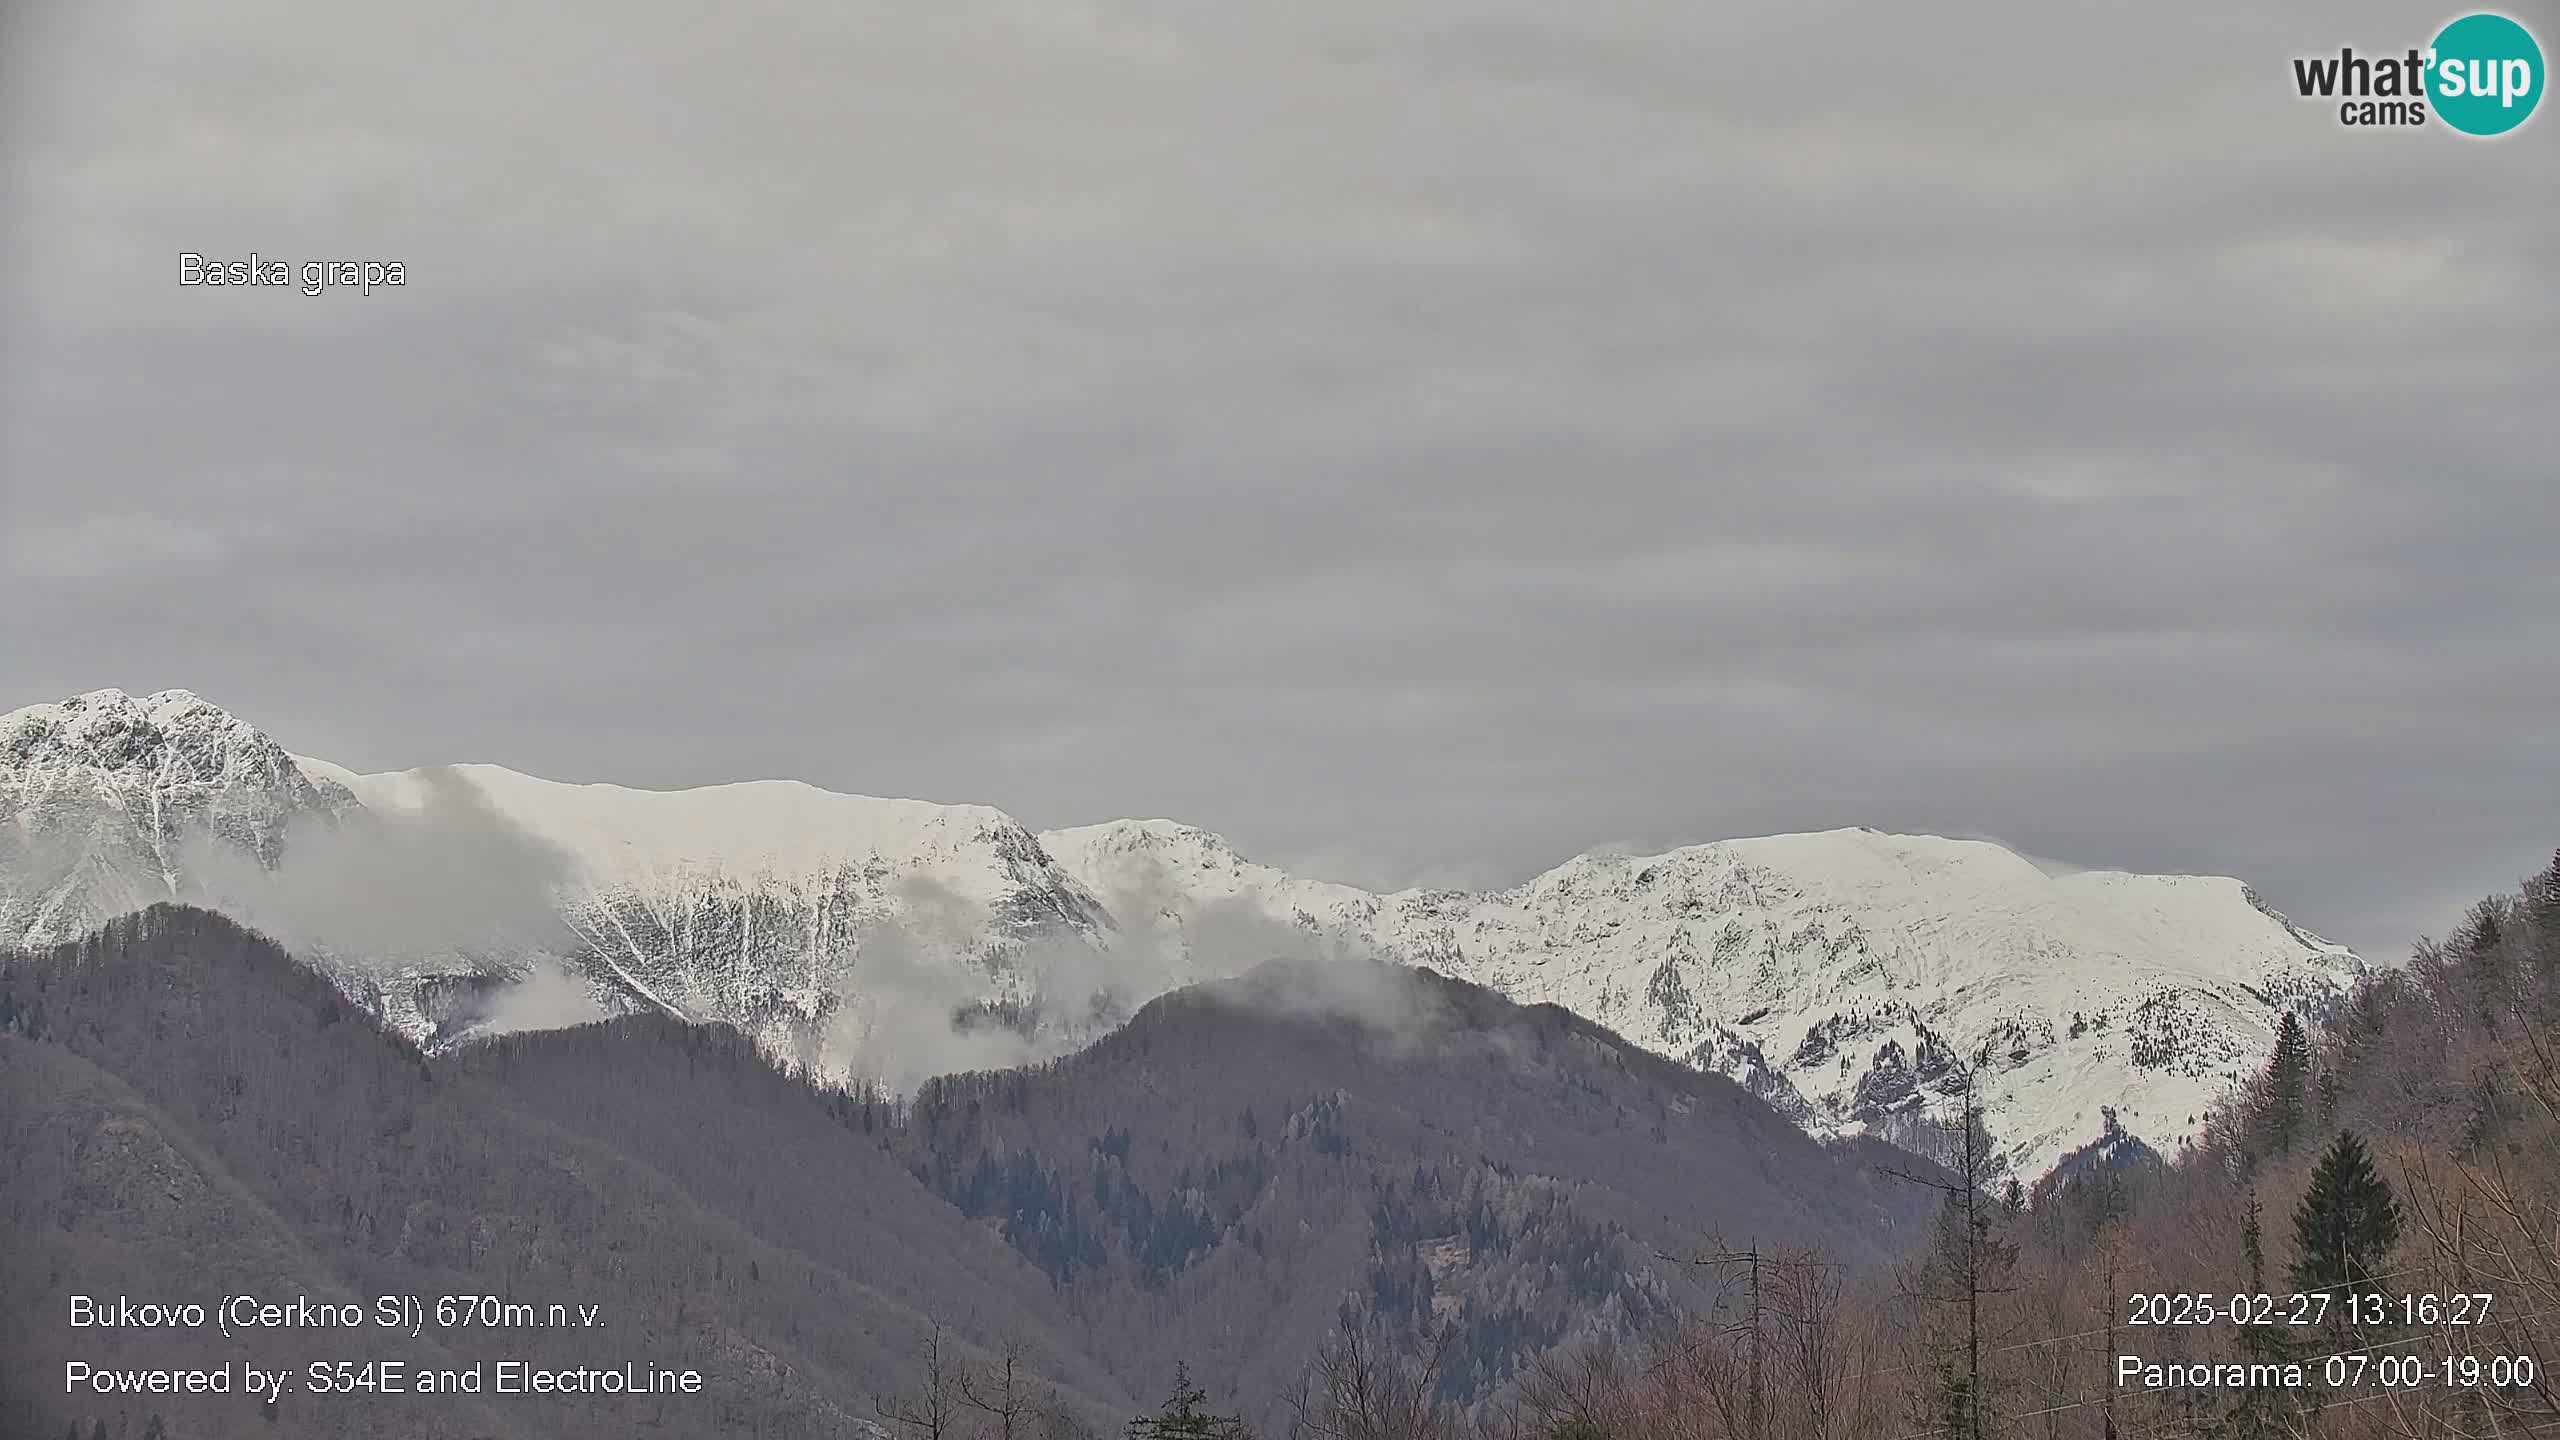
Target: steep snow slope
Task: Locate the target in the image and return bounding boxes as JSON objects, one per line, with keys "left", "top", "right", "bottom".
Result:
{"left": 2, "top": 689, "right": 2367, "bottom": 1175}
{"left": 0, "top": 689, "right": 355, "bottom": 946}
{"left": 1038, "top": 821, "right": 2366, "bottom": 1176}
{"left": 337, "top": 764, "right": 1118, "bottom": 1061}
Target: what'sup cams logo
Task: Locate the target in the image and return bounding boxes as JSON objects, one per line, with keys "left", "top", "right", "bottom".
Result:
{"left": 2292, "top": 11, "right": 2544, "bottom": 135}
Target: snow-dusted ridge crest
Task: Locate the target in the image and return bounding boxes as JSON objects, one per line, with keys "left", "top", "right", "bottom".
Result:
{"left": 1, "top": 688, "right": 2368, "bottom": 1178}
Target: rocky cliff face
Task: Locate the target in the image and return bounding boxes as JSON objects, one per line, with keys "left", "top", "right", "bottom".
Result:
{"left": 0, "top": 689, "right": 356, "bottom": 947}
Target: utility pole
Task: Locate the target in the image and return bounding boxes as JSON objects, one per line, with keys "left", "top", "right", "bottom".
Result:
{"left": 1751, "top": 1241, "right": 1763, "bottom": 1440}
{"left": 2101, "top": 1231, "right": 2119, "bottom": 1440}
{"left": 1886, "top": 1050, "right": 2015, "bottom": 1440}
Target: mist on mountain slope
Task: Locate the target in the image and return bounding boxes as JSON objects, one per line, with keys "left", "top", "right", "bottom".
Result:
{"left": 172, "top": 767, "right": 599, "bottom": 1010}
{"left": 818, "top": 868, "right": 1402, "bottom": 1091}
{"left": 16, "top": 728, "right": 1420, "bottom": 1088}
{"left": 476, "top": 955, "right": 616, "bottom": 1034}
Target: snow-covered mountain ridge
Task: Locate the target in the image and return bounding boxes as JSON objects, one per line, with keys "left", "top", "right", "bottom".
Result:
{"left": 337, "top": 761, "right": 1118, "bottom": 1063}
{"left": 1043, "top": 819, "right": 2364, "bottom": 1174}
{"left": 0, "top": 688, "right": 2368, "bottom": 1176}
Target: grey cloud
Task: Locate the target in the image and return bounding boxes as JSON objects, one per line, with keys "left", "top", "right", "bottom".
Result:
{"left": 5, "top": 0, "right": 2555, "bottom": 968}
{"left": 817, "top": 884, "right": 1044, "bottom": 1092}
{"left": 478, "top": 958, "right": 615, "bottom": 1037}
{"left": 819, "top": 872, "right": 1374, "bottom": 1092}
{"left": 180, "top": 767, "right": 581, "bottom": 969}
{"left": 1187, "top": 954, "right": 1469, "bottom": 1069}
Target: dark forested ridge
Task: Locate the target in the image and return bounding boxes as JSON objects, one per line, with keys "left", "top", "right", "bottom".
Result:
{"left": 883, "top": 958, "right": 1943, "bottom": 1425}
{"left": 0, "top": 906, "right": 1937, "bottom": 1439}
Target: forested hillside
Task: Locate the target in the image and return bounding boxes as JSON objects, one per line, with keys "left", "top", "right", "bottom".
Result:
{"left": 1435, "top": 849, "right": 2560, "bottom": 1440}
{"left": 881, "top": 959, "right": 1942, "bottom": 1425}
{"left": 0, "top": 908, "right": 1939, "bottom": 1439}
{"left": 0, "top": 906, "right": 1135, "bottom": 1440}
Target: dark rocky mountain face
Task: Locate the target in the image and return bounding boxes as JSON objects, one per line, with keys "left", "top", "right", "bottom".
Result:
{"left": 2, "top": 910, "right": 1940, "bottom": 1438}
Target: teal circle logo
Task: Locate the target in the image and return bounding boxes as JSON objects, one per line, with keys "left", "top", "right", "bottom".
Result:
{"left": 2429, "top": 13, "right": 2544, "bottom": 136}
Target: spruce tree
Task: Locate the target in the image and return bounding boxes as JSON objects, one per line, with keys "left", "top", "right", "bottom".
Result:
{"left": 1128, "top": 1362, "right": 1246, "bottom": 1440}
{"left": 2288, "top": 1130, "right": 2402, "bottom": 1306}
{"left": 2262, "top": 1013, "right": 2311, "bottom": 1156}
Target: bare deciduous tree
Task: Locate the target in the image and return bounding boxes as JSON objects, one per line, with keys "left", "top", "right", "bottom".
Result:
{"left": 1289, "top": 1310, "right": 1456, "bottom": 1440}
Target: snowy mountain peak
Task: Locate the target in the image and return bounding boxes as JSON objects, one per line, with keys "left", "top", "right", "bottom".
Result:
{"left": 2, "top": 688, "right": 355, "bottom": 947}
{"left": 0, "top": 688, "right": 2369, "bottom": 1177}
{"left": 1041, "top": 819, "right": 1384, "bottom": 930}
{"left": 1042, "top": 818, "right": 1259, "bottom": 878}
{"left": 4, "top": 688, "right": 337, "bottom": 798}
{"left": 1052, "top": 817, "right": 1233, "bottom": 853}
{"left": 1030, "top": 820, "right": 2365, "bottom": 1177}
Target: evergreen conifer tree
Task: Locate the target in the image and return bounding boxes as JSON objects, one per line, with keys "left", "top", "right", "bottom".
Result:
{"left": 1128, "top": 1362, "right": 1246, "bottom": 1440}
{"left": 2288, "top": 1130, "right": 2402, "bottom": 1306}
{"left": 2262, "top": 1014, "right": 2312, "bottom": 1156}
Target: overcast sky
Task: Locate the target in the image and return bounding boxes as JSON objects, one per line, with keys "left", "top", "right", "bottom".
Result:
{"left": 3, "top": 1, "right": 2553, "bottom": 962}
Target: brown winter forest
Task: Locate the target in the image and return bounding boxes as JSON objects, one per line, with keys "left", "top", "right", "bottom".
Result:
{"left": 4, "top": 852, "right": 2557, "bottom": 1440}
